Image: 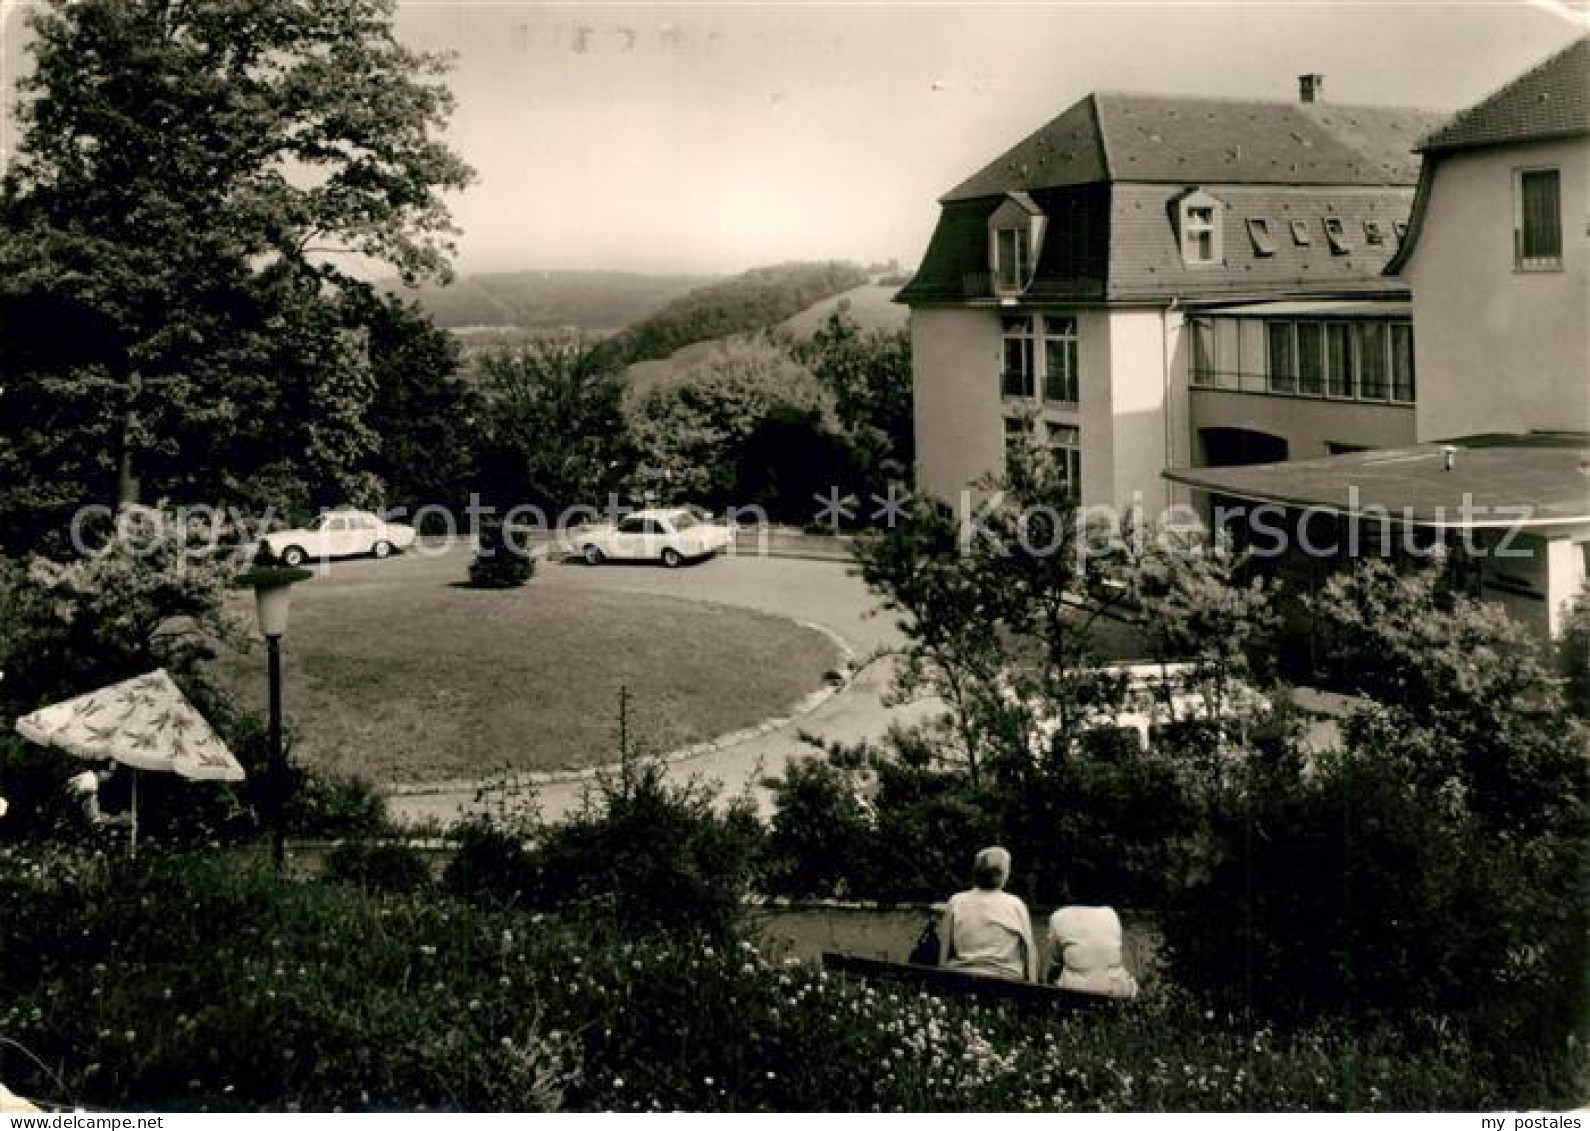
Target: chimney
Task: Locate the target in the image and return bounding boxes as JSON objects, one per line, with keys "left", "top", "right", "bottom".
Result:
{"left": 1299, "top": 74, "right": 1325, "bottom": 104}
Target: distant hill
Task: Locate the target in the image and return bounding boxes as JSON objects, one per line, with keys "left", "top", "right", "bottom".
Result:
{"left": 381, "top": 270, "right": 718, "bottom": 333}
{"left": 624, "top": 281, "right": 910, "bottom": 403}
{"left": 590, "top": 262, "right": 869, "bottom": 371}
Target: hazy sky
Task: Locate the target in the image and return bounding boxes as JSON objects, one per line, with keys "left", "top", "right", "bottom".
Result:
{"left": 4, "top": 1, "right": 1587, "bottom": 276}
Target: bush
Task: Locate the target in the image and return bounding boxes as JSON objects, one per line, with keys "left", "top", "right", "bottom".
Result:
{"left": 1161, "top": 705, "right": 1588, "bottom": 1078}
{"left": 442, "top": 820, "right": 539, "bottom": 905}
{"left": 761, "top": 747, "right": 876, "bottom": 898}
{"left": 0, "top": 845, "right": 1571, "bottom": 1111}
{"left": 323, "top": 839, "right": 433, "bottom": 894}
{"left": 469, "top": 518, "right": 536, "bottom": 589}
{"left": 448, "top": 759, "right": 761, "bottom": 942}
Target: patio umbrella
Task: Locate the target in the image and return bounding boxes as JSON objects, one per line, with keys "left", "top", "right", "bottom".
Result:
{"left": 14, "top": 669, "right": 245, "bottom": 854}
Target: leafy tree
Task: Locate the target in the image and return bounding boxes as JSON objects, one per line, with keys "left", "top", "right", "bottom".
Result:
{"left": 793, "top": 307, "right": 914, "bottom": 485}
{"left": 0, "top": 507, "right": 247, "bottom": 720}
{"left": 0, "top": 0, "right": 473, "bottom": 538}
{"left": 855, "top": 442, "right": 1127, "bottom": 786}
{"left": 1310, "top": 558, "right": 1583, "bottom": 833}
{"left": 360, "top": 294, "right": 482, "bottom": 521}
{"left": 477, "top": 339, "right": 629, "bottom": 512}
{"left": 624, "top": 336, "right": 835, "bottom": 512}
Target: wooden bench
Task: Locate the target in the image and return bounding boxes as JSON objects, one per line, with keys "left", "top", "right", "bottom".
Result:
{"left": 820, "top": 952, "right": 1121, "bottom": 1010}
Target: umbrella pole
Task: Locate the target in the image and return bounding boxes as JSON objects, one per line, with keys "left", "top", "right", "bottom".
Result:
{"left": 130, "top": 769, "right": 139, "bottom": 859}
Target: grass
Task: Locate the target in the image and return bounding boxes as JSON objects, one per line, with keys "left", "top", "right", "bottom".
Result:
{"left": 1, "top": 846, "right": 1565, "bottom": 1113}
{"left": 210, "top": 564, "right": 838, "bottom": 783}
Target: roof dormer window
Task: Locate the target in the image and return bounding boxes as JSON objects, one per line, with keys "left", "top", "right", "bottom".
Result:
{"left": 987, "top": 192, "right": 1045, "bottom": 295}
{"left": 1289, "top": 219, "right": 1311, "bottom": 246}
{"left": 1173, "top": 188, "right": 1224, "bottom": 267}
{"left": 994, "top": 227, "right": 1028, "bottom": 291}
{"left": 1246, "top": 217, "right": 1277, "bottom": 256}
{"left": 1322, "top": 216, "right": 1352, "bottom": 254}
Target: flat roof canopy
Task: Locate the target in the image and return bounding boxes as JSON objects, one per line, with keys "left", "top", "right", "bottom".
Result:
{"left": 1165, "top": 433, "right": 1590, "bottom": 531}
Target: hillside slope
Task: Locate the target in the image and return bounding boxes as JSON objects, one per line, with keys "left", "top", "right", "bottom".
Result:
{"left": 590, "top": 262, "right": 869, "bottom": 371}
{"left": 625, "top": 281, "right": 909, "bottom": 401}
{"left": 382, "top": 270, "right": 717, "bottom": 332}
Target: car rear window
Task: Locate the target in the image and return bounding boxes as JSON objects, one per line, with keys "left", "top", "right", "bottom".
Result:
{"left": 671, "top": 512, "right": 699, "bottom": 530}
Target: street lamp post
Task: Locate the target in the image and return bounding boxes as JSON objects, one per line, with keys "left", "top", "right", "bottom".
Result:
{"left": 235, "top": 565, "right": 311, "bottom": 870}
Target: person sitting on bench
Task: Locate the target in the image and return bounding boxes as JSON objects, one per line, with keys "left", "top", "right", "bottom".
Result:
{"left": 939, "top": 846, "right": 1035, "bottom": 982}
{"left": 1045, "top": 903, "right": 1139, "bottom": 999}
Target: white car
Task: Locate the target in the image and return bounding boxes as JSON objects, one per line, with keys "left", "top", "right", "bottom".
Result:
{"left": 574, "top": 507, "right": 734, "bottom": 568}
{"left": 261, "top": 509, "right": 418, "bottom": 566}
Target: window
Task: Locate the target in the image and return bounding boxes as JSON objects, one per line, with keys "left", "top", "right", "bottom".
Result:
{"left": 1322, "top": 216, "right": 1352, "bottom": 254}
{"left": 1356, "top": 322, "right": 1388, "bottom": 400}
{"left": 1516, "top": 168, "right": 1562, "bottom": 270}
{"left": 1245, "top": 217, "right": 1276, "bottom": 256}
{"left": 994, "top": 227, "right": 1028, "bottom": 290}
{"left": 1047, "top": 423, "right": 1081, "bottom": 496}
{"left": 1001, "top": 316, "right": 1035, "bottom": 398}
{"left": 1266, "top": 322, "right": 1297, "bottom": 393}
{"left": 1175, "top": 190, "right": 1223, "bottom": 266}
{"left": 1296, "top": 322, "right": 1325, "bottom": 395}
{"left": 1042, "top": 316, "right": 1079, "bottom": 404}
{"left": 1393, "top": 220, "right": 1408, "bottom": 241}
{"left": 1389, "top": 322, "right": 1415, "bottom": 403}
{"left": 1289, "top": 219, "right": 1311, "bottom": 246}
{"left": 1183, "top": 206, "right": 1217, "bottom": 264}
{"left": 1325, "top": 323, "right": 1353, "bottom": 397}
{"left": 1189, "top": 318, "right": 1216, "bottom": 386}
{"left": 1363, "top": 219, "right": 1384, "bottom": 245}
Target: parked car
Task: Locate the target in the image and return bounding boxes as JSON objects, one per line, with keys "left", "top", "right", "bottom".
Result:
{"left": 260, "top": 509, "right": 418, "bottom": 566}
{"left": 573, "top": 507, "right": 734, "bottom": 568}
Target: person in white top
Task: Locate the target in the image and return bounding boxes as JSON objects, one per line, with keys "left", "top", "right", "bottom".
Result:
{"left": 939, "top": 846, "right": 1036, "bottom": 982}
{"left": 1045, "top": 904, "right": 1139, "bottom": 999}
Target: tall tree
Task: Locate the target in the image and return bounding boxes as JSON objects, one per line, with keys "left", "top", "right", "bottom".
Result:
{"left": 477, "top": 339, "right": 630, "bottom": 513}
{"left": 794, "top": 307, "right": 914, "bottom": 486}
{"left": 0, "top": 0, "right": 473, "bottom": 543}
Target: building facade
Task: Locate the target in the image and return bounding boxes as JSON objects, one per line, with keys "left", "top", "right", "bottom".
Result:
{"left": 1388, "top": 38, "right": 1590, "bottom": 443}
{"left": 898, "top": 87, "right": 1445, "bottom": 512}
{"left": 1170, "top": 39, "right": 1590, "bottom": 638}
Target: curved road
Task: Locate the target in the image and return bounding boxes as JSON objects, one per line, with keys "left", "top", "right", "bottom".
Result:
{"left": 379, "top": 546, "right": 936, "bottom": 828}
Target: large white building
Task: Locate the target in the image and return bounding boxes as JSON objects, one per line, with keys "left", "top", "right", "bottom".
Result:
{"left": 897, "top": 82, "right": 1444, "bottom": 512}
{"left": 1167, "top": 39, "right": 1590, "bottom": 638}
{"left": 901, "top": 43, "right": 1589, "bottom": 637}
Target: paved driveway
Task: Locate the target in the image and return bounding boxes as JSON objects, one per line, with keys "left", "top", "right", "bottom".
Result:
{"left": 379, "top": 546, "right": 936, "bottom": 827}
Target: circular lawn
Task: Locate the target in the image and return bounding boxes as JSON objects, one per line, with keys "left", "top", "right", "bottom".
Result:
{"left": 211, "top": 559, "right": 841, "bottom": 784}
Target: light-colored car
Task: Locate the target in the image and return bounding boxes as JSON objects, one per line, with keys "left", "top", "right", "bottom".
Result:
{"left": 574, "top": 507, "right": 734, "bottom": 568}
{"left": 261, "top": 509, "right": 417, "bottom": 566}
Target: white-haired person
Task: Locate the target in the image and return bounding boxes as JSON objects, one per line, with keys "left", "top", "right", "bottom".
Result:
{"left": 1045, "top": 901, "right": 1139, "bottom": 999}
{"left": 938, "top": 846, "right": 1036, "bottom": 982}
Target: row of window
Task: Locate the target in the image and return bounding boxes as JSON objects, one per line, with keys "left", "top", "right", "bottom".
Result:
{"left": 1001, "top": 315, "right": 1080, "bottom": 403}
{"left": 1000, "top": 166, "right": 1566, "bottom": 280}
{"left": 1190, "top": 318, "right": 1415, "bottom": 403}
{"left": 1004, "top": 417, "right": 1081, "bottom": 495}
{"left": 1175, "top": 190, "right": 1409, "bottom": 267}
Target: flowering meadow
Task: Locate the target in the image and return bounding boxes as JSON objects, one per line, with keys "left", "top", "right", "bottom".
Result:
{"left": 0, "top": 846, "right": 1557, "bottom": 1112}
